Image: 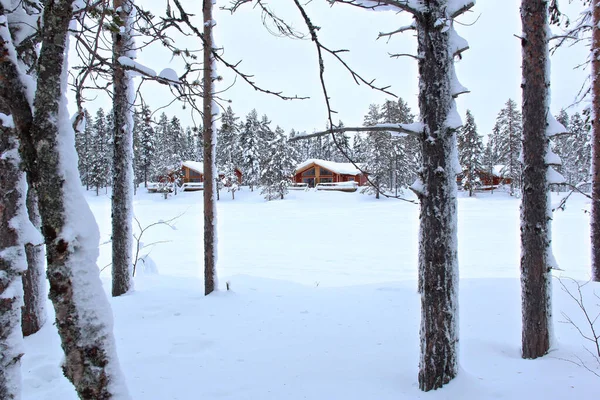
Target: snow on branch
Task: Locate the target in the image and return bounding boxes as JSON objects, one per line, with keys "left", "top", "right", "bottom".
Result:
{"left": 448, "top": 1, "right": 476, "bottom": 19}
{"left": 330, "top": 0, "right": 424, "bottom": 15}
{"left": 378, "top": 23, "right": 416, "bottom": 40}
{"left": 546, "top": 113, "right": 567, "bottom": 137}
{"left": 288, "top": 123, "right": 425, "bottom": 142}
{"left": 448, "top": 27, "right": 469, "bottom": 57}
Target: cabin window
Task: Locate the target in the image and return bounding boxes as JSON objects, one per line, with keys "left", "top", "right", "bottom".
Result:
{"left": 320, "top": 168, "right": 333, "bottom": 176}
{"left": 302, "top": 168, "right": 315, "bottom": 177}
{"left": 189, "top": 178, "right": 202, "bottom": 183}
{"left": 189, "top": 170, "right": 202, "bottom": 178}
{"left": 320, "top": 177, "right": 333, "bottom": 183}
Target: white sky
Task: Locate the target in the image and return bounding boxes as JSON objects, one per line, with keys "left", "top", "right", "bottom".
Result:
{"left": 72, "top": 0, "right": 589, "bottom": 139}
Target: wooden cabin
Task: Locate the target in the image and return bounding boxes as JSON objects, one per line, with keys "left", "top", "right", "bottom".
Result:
{"left": 181, "top": 161, "right": 242, "bottom": 184}
{"left": 293, "top": 159, "right": 368, "bottom": 188}
{"left": 457, "top": 165, "right": 513, "bottom": 191}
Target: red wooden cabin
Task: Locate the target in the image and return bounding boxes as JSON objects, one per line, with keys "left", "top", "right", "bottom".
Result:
{"left": 293, "top": 159, "right": 368, "bottom": 187}
{"left": 181, "top": 161, "right": 242, "bottom": 185}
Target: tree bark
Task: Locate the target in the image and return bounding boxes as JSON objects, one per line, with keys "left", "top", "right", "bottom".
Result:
{"left": 0, "top": 126, "right": 27, "bottom": 400}
{"left": 203, "top": 0, "right": 217, "bottom": 295}
{"left": 415, "top": 2, "right": 459, "bottom": 391}
{"left": 111, "top": 0, "right": 134, "bottom": 297}
{"left": 22, "top": 188, "right": 47, "bottom": 336}
{"left": 520, "top": 0, "right": 552, "bottom": 359}
{"left": 12, "top": 0, "right": 130, "bottom": 397}
{"left": 592, "top": 0, "right": 600, "bottom": 282}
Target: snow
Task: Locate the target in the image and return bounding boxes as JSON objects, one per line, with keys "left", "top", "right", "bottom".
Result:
{"left": 545, "top": 147, "right": 562, "bottom": 166}
{"left": 182, "top": 160, "right": 204, "bottom": 174}
{"left": 295, "top": 159, "right": 364, "bottom": 176}
{"left": 445, "top": 100, "right": 463, "bottom": 130}
{"left": 158, "top": 68, "right": 180, "bottom": 85}
{"left": 547, "top": 166, "right": 566, "bottom": 184}
{"left": 546, "top": 113, "right": 567, "bottom": 137}
{"left": 117, "top": 56, "right": 157, "bottom": 78}
{"left": 373, "top": 122, "right": 426, "bottom": 136}
{"left": 20, "top": 188, "right": 598, "bottom": 399}
{"left": 0, "top": 112, "right": 15, "bottom": 128}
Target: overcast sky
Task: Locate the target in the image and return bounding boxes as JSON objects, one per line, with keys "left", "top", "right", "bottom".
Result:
{"left": 77, "top": 1, "right": 590, "bottom": 140}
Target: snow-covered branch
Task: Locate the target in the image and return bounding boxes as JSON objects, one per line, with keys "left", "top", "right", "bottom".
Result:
{"left": 289, "top": 123, "right": 424, "bottom": 142}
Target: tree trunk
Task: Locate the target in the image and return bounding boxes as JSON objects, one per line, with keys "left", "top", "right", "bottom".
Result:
{"left": 22, "top": 188, "right": 47, "bottom": 336}
{"left": 0, "top": 126, "right": 27, "bottom": 400}
{"left": 111, "top": 0, "right": 135, "bottom": 297}
{"left": 203, "top": 0, "right": 217, "bottom": 295}
{"left": 415, "top": 3, "right": 459, "bottom": 391}
{"left": 592, "top": 0, "right": 600, "bottom": 282}
{"left": 520, "top": 0, "right": 552, "bottom": 358}
{"left": 19, "top": 1, "right": 130, "bottom": 397}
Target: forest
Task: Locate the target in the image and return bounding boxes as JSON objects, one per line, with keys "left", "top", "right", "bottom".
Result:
{"left": 0, "top": 0, "right": 598, "bottom": 399}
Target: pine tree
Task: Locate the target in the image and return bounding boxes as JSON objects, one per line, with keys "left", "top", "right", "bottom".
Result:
{"left": 260, "top": 126, "right": 297, "bottom": 200}
{"left": 492, "top": 99, "right": 523, "bottom": 195}
{"left": 135, "top": 105, "right": 155, "bottom": 187}
{"left": 330, "top": 120, "right": 351, "bottom": 162}
{"left": 565, "top": 112, "right": 591, "bottom": 186}
{"left": 352, "top": 134, "right": 367, "bottom": 163}
{"left": 217, "top": 106, "right": 241, "bottom": 169}
{"left": 89, "top": 108, "right": 111, "bottom": 195}
{"left": 74, "top": 109, "right": 92, "bottom": 189}
{"left": 363, "top": 103, "right": 391, "bottom": 199}
{"left": 240, "top": 109, "right": 262, "bottom": 191}
{"left": 457, "top": 110, "right": 484, "bottom": 196}
{"left": 551, "top": 109, "right": 570, "bottom": 191}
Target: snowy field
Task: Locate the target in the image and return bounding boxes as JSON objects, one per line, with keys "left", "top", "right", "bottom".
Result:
{"left": 22, "top": 187, "right": 598, "bottom": 399}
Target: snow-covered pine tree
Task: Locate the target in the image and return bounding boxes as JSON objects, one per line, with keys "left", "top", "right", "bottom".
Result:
{"left": 457, "top": 110, "right": 484, "bottom": 196}
{"left": 352, "top": 133, "right": 367, "bottom": 163}
{"left": 75, "top": 109, "right": 92, "bottom": 189}
{"left": 217, "top": 105, "right": 241, "bottom": 169}
{"left": 492, "top": 99, "right": 523, "bottom": 195}
{"left": 565, "top": 112, "right": 591, "bottom": 186}
{"left": 111, "top": 0, "right": 136, "bottom": 297}
{"left": 152, "top": 112, "right": 175, "bottom": 188}
{"left": 136, "top": 105, "right": 155, "bottom": 187}
{"left": 260, "top": 126, "right": 297, "bottom": 200}
{"left": 89, "top": 108, "right": 111, "bottom": 195}
{"left": 397, "top": 97, "right": 420, "bottom": 184}
{"left": 330, "top": 120, "right": 351, "bottom": 162}
{"left": 168, "top": 115, "right": 186, "bottom": 188}
{"left": 363, "top": 103, "right": 391, "bottom": 199}
{"left": 481, "top": 139, "right": 497, "bottom": 192}
{"left": 551, "top": 109, "right": 570, "bottom": 190}
{"left": 184, "top": 126, "right": 197, "bottom": 161}
{"left": 259, "top": 113, "right": 275, "bottom": 143}
{"left": 240, "top": 109, "right": 263, "bottom": 191}
{"left": 520, "top": 0, "right": 562, "bottom": 359}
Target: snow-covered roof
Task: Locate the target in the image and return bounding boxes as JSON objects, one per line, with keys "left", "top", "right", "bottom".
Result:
{"left": 182, "top": 161, "right": 203, "bottom": 174}
{"left": 295, "top": 159, "right": 364, "bottom": 176}
{"left": 492, "top": 165, "right": 506, "bottom": 177}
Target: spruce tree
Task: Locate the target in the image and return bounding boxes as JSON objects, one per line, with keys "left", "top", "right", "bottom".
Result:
{"left": 217, "top": 106, "right": 241, "bottom": 169}
{"left": 260, "top": 126, "right": 297, "bottom": 200}
{"left": 240, "top": 109, "right": 262, "bottom": 191}
{"left": 363, "top": 103, "right": 391, "bottom": 198}
{"left": 492, "top": 99, "right": 523, "bottom": 195}
{"left": 457, "top": 110, "right": 484, "bottom": 196}
{"left": 89, "top": 108, "right": 111, "bottom": 195}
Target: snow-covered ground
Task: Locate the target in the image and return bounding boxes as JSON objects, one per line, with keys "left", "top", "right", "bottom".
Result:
{"left": 22, "top": 187, "right": 598, "bottom": 399}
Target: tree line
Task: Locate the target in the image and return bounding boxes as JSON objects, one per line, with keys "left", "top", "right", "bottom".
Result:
{"left": 458, "top": 99, "right": 591, "bottom": 197}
